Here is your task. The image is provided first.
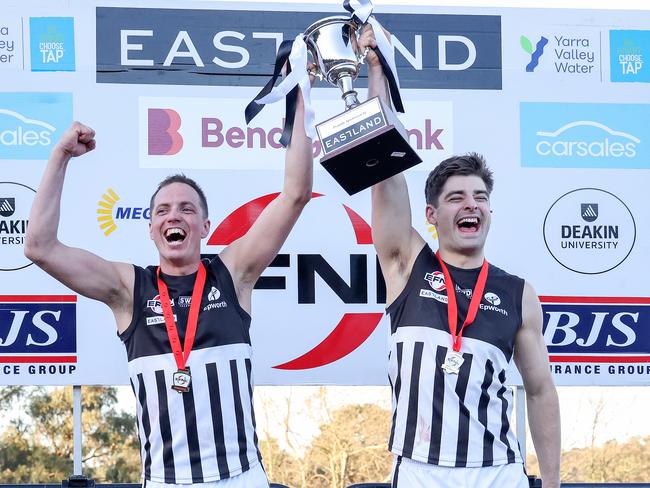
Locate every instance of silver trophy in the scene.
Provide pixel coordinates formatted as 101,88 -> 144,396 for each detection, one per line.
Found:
304,16 -> 421,195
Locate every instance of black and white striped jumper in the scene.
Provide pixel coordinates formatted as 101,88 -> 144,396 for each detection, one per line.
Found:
387,244 -> 525,468
120,256 -> 262,483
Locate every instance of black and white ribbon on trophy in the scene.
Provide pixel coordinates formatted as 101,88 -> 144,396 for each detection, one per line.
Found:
244,0 -> 402,146
244,34 -> 316,147
343,0 -> 404,113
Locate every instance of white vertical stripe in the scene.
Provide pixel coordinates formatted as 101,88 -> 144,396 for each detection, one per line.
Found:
167,375 -> 192,481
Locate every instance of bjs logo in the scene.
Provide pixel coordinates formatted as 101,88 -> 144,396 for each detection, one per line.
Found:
541,296 -> 649,355
0,296 -> 77,358
96,8 -> 502,90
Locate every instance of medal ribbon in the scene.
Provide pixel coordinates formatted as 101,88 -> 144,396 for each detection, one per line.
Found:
156,262 -> 207,370
436,251 -> 489,352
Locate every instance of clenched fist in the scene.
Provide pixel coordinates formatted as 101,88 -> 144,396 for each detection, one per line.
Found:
55,121 -> 96,158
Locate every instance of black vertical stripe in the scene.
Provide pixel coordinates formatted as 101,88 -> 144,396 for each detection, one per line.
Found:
497,370 -> 516,463
134,375 -> 152,479
206,363 -> 230,478
391,455 -> 402,488
454,352 -> 473,467
479,360 -> 495,467
427,345 -> 447,463
230,359 -> 250,472
155,370 -> 176,482
401,341 -> 424,459
388,342 -> 404,450
181,379 -> 204,482
245,358 -> 262,463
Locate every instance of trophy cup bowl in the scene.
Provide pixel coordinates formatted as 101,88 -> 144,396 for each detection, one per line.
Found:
303,16 -> 422,195
304,16 -> 364,109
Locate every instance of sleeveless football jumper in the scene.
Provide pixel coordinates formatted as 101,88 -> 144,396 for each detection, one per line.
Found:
120,257 -> 262,483
387,245 -> 525,468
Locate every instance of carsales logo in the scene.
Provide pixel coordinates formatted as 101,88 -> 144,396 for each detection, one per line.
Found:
138,96 -> 452,170
205,192 -> 387,376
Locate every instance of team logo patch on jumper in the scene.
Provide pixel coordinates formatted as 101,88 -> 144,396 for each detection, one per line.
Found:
484,292 -> 501,306
203,287 -> 227,311
424,271 -> 446,291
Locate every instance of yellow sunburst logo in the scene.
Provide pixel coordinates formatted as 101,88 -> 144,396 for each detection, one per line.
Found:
97,189 -> 119,236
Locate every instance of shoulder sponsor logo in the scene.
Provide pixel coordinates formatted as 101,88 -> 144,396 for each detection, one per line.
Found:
29,17 -> 75,72
97,8 -> 501,89
0,182 -> 34,272
610,30 -> 649,83
543,188 -> 636,274
542,296 -> 650,379
0,295 -> 77,375
203,287 -> 227,311
520,102 -> 649,169
0,21 -> 22,70
97,188 -> 150,237
0,92 -> 72,160
484,292 -> 501,306
145,294 -> 176,325
139,97 -> 452,170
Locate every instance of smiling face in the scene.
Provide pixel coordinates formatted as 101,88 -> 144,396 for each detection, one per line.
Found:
426,174 -> 491,263
149,182 -> 210,274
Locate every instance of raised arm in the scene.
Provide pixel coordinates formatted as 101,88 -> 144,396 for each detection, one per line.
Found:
514,281 -> 561,488
221,85 -> 313,307
361,24 -> 425,304
24,123 -> 134,331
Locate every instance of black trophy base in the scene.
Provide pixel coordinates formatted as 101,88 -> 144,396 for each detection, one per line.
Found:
320,124 -> 422,195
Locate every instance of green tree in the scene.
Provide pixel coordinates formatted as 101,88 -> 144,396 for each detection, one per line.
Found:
303,404 -> 392,488
0,386 -> 140,482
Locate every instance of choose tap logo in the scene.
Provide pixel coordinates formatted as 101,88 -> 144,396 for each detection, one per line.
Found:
610,30 -> 649,83
0,92 -> 72,160
29,17 -> 75,72
543,188 -> 636,274
520,102 -> 650,169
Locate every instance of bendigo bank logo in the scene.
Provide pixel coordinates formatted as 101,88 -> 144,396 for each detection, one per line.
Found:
0,295 -> 77,372
148,108 -> 183,155
140,97 -> 450,170
205,192 -> 385,370
542,296 -> 650,374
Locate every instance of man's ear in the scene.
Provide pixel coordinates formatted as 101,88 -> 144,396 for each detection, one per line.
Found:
149,221 -> 154,240
201,219 -> 211,239
426,204 -> 437,226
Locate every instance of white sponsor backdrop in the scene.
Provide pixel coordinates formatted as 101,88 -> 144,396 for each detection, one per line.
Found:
1,1 -> 649,386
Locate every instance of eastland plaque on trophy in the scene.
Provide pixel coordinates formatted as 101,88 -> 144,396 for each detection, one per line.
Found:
304,15 -> 421,195
245,2 -> 421,195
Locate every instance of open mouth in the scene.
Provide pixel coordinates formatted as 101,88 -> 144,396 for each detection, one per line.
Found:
164,227 -> 187,244
456,216 -> 480,233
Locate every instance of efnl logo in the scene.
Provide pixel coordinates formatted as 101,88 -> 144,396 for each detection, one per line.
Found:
610,30 -> 649,83
29,17 -> 75,72
521,102 -> 650,169
97,188 -> 150,236
520,35 -> 548,72
0,93 -> 72,160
